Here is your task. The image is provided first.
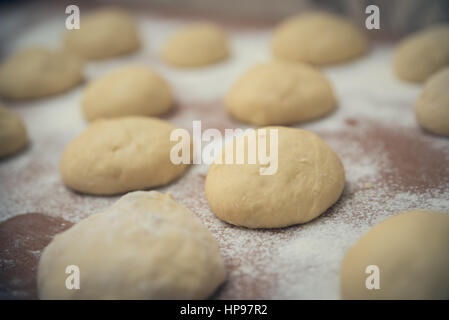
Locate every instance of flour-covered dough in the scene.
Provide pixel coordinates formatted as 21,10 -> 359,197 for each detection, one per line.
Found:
394,24 -> 449,83
0,105 -> 28,158
161,23 -> 229,67
205,127 -> 345,228
64,7 -> 140,60
341,210 -> 449,300
415,67 -> 449,136
38,191 -> 226,299
60,117 -> 189,195
272,12 -> 368,65
0,48 -> 83,99
225,62 -> 336,125
82,66 -> 173,121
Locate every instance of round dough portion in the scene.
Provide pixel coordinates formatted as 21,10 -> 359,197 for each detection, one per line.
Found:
82,66 -> 173,121
341,210 -> 449,300
60,117 -> 189,195
64,8 -> 140,60
0,105 -> 28,158
394,24 -> 449,83
205,127 -> 345,228
415,67 -> 449,136
0,48 -> 83,100
225,62 -> 336,125
161,23 -> 229,67
38,191 -> 226,299
272,12 -> 368,65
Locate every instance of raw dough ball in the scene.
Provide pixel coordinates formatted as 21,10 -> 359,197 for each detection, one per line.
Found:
64,8 -> 140,60
394,24 -> 449,83
82,66 -> 173,121
205,126 -> 345,228
341,210 -> 449,300
38,191 -> 226,299
0,105 -> 28,158
415,67 -> 449,136
161,23 -> 229,67
60,117 -> 189,195
0,48 -> 83,100
225,62 -> 336,125
272,12 -> 368,65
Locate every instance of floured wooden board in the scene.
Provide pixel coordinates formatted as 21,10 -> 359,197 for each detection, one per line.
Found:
0,213 -> 72,299
0,7 -> 448,299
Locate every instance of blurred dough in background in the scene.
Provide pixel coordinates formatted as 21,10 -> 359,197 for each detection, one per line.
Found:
272,12 -> 368,65
0,105 -> 28,158
82,66 -> 173,121
161,23 -> 230,67
225,62 -> 335,125
60,117 -> 190,195
415,67 -> 449,136
341,210 -> 449,300
38,191 -> 226,299
63,7 -> 140,60
205,127 -> 345,228
0,47 -> 83,100
394,24 -> 449,83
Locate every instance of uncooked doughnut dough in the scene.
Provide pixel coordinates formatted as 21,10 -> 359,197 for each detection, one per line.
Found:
38,191 -> 226,299
394,24 -> 449,83
60,117 -> 189,195
225,62 -> 336,125
415,67 -> 449,136
272,12 -> 368,65
161,23 -> 229,67
0,105 -> 28,158
205,126 -> 345,228
340,210 -> 449,300
64,7 -> 140,60
82,66 -> 173,121
0,48 -> 83,99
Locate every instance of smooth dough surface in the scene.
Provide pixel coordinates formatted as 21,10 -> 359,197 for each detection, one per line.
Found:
0,48 -> 83,99
82,66 -> 173,121
394,24 -> 449,83
64,7 -> 140,60
415,67 -> 449,136
272,12 -> 367,65
60,117 -> 189,195
38,191 -> 226,299
340,210 -> 449,300
225,62 -> 336,125
0,105 -> 28,158
161,23 -> 229,67
205,126 -> 345,228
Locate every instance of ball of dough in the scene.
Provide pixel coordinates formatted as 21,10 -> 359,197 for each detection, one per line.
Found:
0,47 -> 83,100
161,23 -> 229,67
60,117 -> 189,195
38,191 -> 226,299
225,62 -> 336,125
82,66 -> 173,121
64,8 -> 140,60
415,67 -> 449,136
205,126 -> 345,228
341,210 -> 449,300
0,105 -> 28,158
394,24 -> 449,83
272,12 -> 368,65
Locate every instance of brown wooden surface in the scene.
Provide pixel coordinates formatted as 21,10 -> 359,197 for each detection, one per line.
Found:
0,213 -> 72,299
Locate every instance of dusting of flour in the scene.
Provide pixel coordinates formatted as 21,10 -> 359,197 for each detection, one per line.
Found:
0,10 -> 448,299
